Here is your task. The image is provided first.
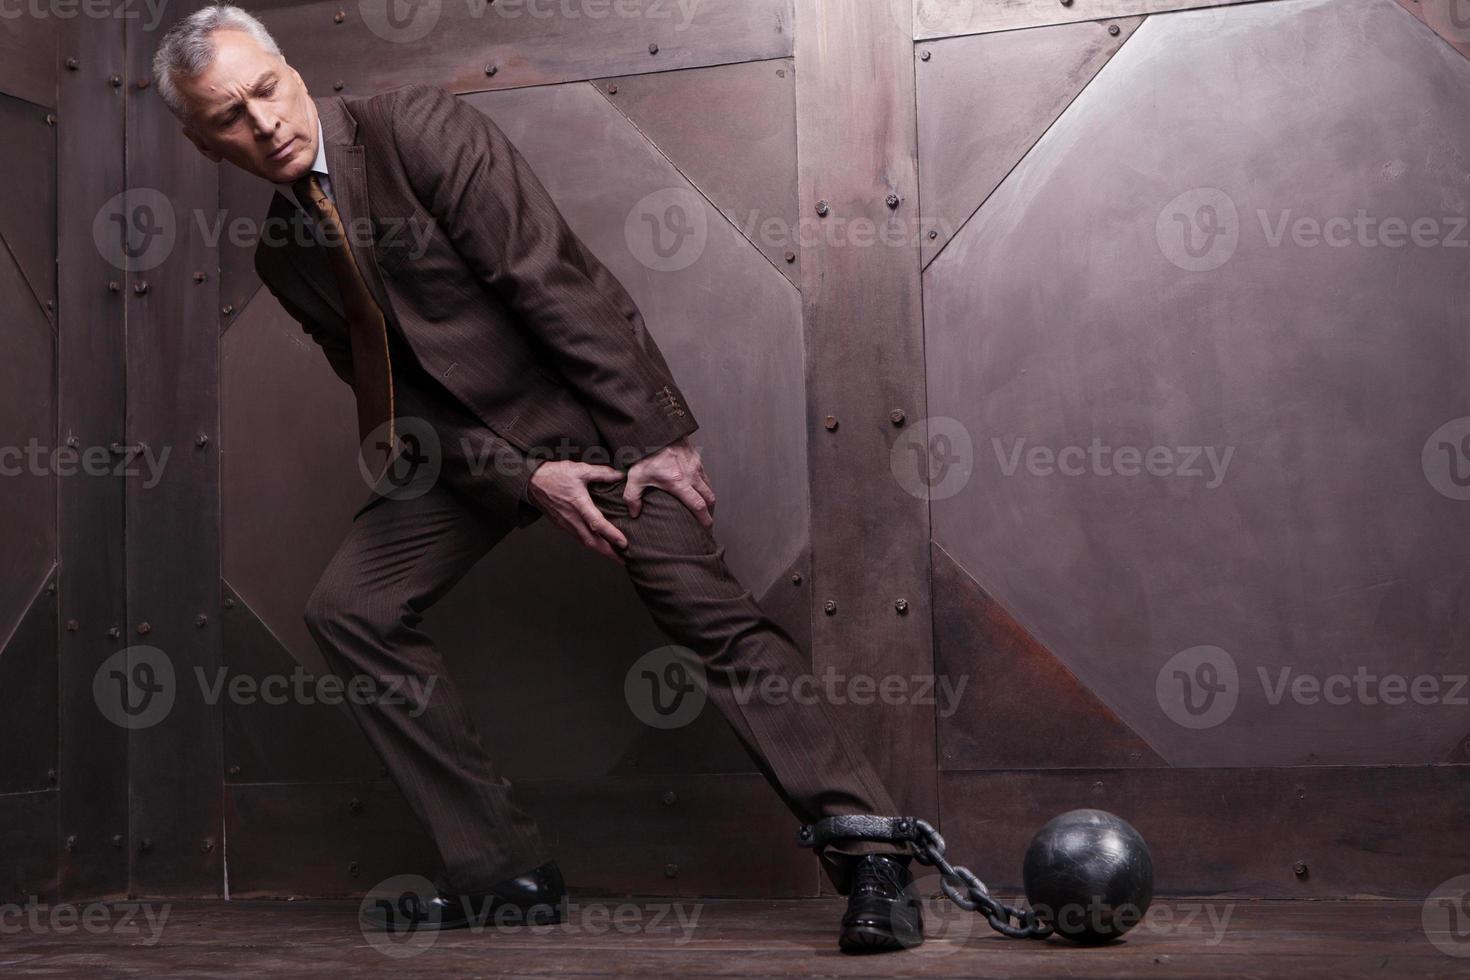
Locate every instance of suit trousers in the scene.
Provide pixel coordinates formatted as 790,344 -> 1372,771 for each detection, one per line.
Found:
302,343 -> 910,896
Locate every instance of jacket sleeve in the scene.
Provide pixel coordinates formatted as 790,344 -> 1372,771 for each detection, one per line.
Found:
386,83 -> 699,463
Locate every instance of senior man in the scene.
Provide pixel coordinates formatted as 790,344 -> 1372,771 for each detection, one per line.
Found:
151,3 -> 920,952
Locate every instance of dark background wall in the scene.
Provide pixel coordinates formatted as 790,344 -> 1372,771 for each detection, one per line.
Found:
3,0 -> 1470,902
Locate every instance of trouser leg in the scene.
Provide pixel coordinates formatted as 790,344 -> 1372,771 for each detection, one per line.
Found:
586,476 -> 912,894
302,481 -> 553,893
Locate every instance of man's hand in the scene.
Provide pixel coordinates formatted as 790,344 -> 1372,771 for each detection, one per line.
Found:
528,461 -> 630,565
624,437 -> 716,528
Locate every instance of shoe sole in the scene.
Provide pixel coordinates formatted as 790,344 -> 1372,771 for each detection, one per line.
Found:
839,923 -> 922,953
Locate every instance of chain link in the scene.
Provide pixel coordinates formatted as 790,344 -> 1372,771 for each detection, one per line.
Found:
797,814 -> 1053,941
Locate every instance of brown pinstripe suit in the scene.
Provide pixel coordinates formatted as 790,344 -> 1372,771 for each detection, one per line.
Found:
254,84 -> 907,895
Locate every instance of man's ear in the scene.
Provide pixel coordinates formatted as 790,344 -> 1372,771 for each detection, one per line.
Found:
182,125 -> 224,163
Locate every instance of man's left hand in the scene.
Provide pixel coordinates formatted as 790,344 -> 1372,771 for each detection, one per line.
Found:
624,437 -> 716,527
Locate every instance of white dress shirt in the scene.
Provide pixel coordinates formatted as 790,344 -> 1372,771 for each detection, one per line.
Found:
279,117 -> 333,213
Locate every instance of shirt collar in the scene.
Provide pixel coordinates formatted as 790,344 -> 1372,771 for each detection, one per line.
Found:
279,117 -> 329,212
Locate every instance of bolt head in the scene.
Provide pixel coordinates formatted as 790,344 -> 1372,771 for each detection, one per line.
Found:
663,863 -> 678,878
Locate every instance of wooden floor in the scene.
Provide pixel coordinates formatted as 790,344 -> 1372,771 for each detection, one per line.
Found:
0,896 -> 1459,978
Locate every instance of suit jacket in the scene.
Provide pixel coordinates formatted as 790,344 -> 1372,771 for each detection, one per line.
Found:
253,84 -> 699,526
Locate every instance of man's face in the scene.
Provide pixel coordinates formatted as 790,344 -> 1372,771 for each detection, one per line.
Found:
175,29 -> 317,184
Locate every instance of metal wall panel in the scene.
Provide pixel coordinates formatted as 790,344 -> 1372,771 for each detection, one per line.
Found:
924,0 -> 1470,768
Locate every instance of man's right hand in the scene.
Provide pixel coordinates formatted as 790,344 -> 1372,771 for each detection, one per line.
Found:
527,461 -> 630,565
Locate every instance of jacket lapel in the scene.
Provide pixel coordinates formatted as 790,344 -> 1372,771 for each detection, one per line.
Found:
318,96 -> 400,324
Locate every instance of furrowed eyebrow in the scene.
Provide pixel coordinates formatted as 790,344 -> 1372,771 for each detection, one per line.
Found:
208,71 -> 279,125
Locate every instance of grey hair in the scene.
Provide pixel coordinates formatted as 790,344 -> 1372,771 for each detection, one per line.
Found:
151,4 -> 282,121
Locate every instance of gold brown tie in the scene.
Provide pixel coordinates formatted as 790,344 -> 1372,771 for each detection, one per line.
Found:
293,172 -> 397,481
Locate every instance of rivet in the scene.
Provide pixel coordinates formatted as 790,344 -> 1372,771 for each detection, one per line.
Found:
195,614 -> 208,628
823,415 -> 838,431
45,113 -> 56,126
111,834 -> 124,848
136,622 -> 152,635
224,597 -> 236,609
349,797 -> 364,813
133,281 -> 149,296
201,837 -> 215,853
895,598 -> 909,614
790,572 -> 802,586
227,765 -> 241,776
46,299 -> 55,311
776,68 -> 786,78
1060,0 -> 1074,6
784,249 -> 796,263
65,57 -> 79,70
333,9 -> 345,23
65,620 -> 79,632
648,42 -> 659,55
46,581 -> 57,595
1293,861 -> 1308,877
920,50 -> 931,62
348,861 -> 360,876
109,75 -> 121,88
661,790 -> 677,806
607,83 -> 618,94
928,229 -> 939,240
663,863 -> 678,878
66,835 -> 78,851
815,200 -> 830,217
332,81 -> 344,92
107,626 -> 120,640
196,433 -> 210,448
46,769 -> 57,783
66,436 -> 78,448
138,838 -> 153,854
1109,23 -> 1121,36
824,599 -> 837,616
192,271 -> 207,283
485,64 -> 498,77
886,193 -> 900,209
108,280 -> 120,293
222,304 -> 234,316
890,409 -> 906,426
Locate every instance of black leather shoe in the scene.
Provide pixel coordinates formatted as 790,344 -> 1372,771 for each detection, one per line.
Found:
838,854 -> 923,952
363,860 -> 567,932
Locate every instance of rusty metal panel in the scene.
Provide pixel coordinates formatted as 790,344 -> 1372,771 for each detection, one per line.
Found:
793,0 -> 937,870
0,792 -> 59,903
942,766 -> 1470,898
915,0 -> 1279,39
0,92 -> 57,317
56,14 -> 128,899
916,18 -> 1139,264
1396,0 -> 1470,59
0,571 -> 58,794
597,59 -> 802,288
253,0 -> 793,98
124,5 -> 223,896
0,15 -> 57,108
218,163 -> 277,329
924,0 -> 1470,768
